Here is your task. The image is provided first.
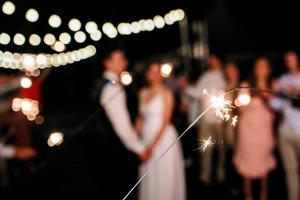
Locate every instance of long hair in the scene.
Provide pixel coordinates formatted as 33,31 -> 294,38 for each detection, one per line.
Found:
249,56 -> 273,97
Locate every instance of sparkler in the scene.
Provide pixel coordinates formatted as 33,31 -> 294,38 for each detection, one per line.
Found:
198,136 -> 215,152
123,86 -> 293,199
123,90 -> 235,200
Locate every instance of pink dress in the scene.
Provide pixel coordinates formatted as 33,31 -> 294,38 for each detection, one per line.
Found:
233,96 -> 276,178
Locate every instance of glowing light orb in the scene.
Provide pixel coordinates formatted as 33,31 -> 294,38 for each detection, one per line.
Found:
48,132 -> 64,147
120,71 -> 133,85
102,22 -> 118,38
22,54 -> 35,69
29,34 -> 41,46
53,41 -> 65,52
59,32 -> 71,44
13,33 -> 26,46
74,31 -> 86,43
20,77 -> 32,88
48,14 -> 61,28
68,18 -> 81,31
2,1 -> 15,15
153,15 -> 165,29
0,33 -> 10,45
237,94 -> 251,106
90,30 -> 102,41
160,63 -> 173,78
85,21 -> 98,34
26,8 -> 39,22
44,33 -> 56,46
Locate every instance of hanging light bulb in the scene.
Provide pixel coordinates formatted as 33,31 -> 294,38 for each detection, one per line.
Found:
68,18 -> 81,32
85,21 -> 98,34
29,34 -> 41,46
2,1 -> 15,15
25,8 -> 39,22
90,30 -> 102,41
13,33 -> 26,46
48,14 -> 61,28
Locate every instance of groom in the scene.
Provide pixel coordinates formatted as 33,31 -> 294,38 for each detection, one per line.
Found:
98,48 -> 150,199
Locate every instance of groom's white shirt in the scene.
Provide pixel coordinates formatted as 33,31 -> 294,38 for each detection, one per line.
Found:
100,71 -> 145,154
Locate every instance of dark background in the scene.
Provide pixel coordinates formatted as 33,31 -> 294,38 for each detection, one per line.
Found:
0,0 -> 297,199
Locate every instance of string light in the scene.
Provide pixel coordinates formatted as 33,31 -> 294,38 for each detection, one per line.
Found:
20,77 -> 32,88
25,8 -> 39,22
0,45 -> 96,69
160,63 -> 173,78
102,22 -> 118,38
153,15 -> 165,29
0,33 -> 10,45
48,14 -> 61,28
59,32 -> 71,44
47,132 -> 64,147
43,33 -> 56,46
2,1 -> 15,15
120,71 -> 133,85
12,98 -> 39,120
36,54 -> 48,68
130,22 -> 141,34
85,21 -> 98,34
13,33 -> 26,46
52,41 -> 66,52
68,18 -> 81,32
144,19 -> 155,31
237,93 -> 251,106
117,23 -> 131,35
29,34 -> 41,46
74,31 -> 86,43
90,30 -> 102,41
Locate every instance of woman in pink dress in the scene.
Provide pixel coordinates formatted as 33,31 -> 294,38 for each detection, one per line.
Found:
233,57 -> 276,200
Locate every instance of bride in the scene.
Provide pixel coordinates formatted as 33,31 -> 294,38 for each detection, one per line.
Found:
136,62 -> 186,200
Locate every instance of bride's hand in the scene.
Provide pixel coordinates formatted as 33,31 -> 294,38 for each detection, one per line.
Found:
140,148 -> 152,162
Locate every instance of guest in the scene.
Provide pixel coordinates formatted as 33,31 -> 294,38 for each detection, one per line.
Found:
137,63 -> 185,200
270,51 -> 300,200
234,57 -> 276,200
224,62 -> 240,149
98,48 -> 150,199
185,54 -> 226,184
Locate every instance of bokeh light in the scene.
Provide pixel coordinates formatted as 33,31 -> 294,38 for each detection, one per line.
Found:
2,1 -> 15,15
74,31 -> 86,43
59,32 -> 71,44
90,30 -> 102,41
20,77 -> 32,88
44,33 -> 56,45
48,14 -> 61,28
13,33 -> 26,46
47,132 -> 64,147
0,33 -> 10,45
120,71 -> 133,85
160,63 -> 173,78
68,18 -> 81,32
85,21 -> 98,34
29,34 -> 41,46
26,8 -> 39,22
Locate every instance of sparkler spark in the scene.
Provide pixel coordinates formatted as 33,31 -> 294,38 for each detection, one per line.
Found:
210,94 -> 234,121
202,88 -> 209,96
198,136 -> 214,152
231,115 -> 238,127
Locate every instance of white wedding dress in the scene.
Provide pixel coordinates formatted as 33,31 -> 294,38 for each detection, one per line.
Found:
138,93 -> 186,200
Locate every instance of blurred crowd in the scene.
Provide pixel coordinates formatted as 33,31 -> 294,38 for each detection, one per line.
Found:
0,49 -> 300,200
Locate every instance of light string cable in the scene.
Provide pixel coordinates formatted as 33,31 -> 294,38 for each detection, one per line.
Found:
122,86 -> 300,200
